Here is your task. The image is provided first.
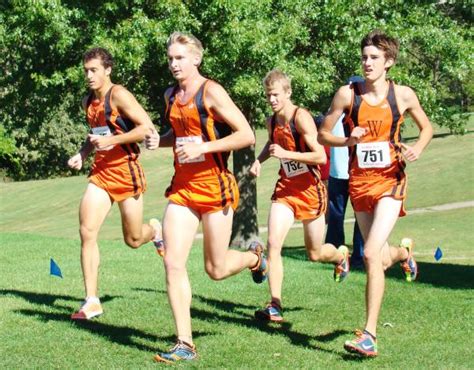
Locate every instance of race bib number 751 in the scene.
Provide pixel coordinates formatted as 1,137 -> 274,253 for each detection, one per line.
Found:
356,141 -> 391,168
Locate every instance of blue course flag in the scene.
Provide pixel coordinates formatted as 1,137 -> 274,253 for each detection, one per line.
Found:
434,247 -> 443,261
50,258 -> 63,278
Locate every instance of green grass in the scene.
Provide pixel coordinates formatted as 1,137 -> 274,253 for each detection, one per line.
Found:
0,126 -> 473,368
1,211 -> 473,368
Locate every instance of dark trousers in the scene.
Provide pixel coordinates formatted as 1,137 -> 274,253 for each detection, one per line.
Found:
325,176 -> 364,262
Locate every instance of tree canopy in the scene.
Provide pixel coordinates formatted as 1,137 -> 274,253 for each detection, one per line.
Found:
1,0 -> 472,180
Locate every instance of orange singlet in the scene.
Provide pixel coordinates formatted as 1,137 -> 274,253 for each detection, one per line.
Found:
86,85 -> 146,202
270,108 -> 327,220
344,81 -> 407,216
164,80 -> 239,215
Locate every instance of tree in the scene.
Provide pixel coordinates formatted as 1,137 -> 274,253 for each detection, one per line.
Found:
0,0 -> 472,242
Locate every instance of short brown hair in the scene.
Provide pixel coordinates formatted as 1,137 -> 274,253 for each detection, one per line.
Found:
83,47 -> 114,69
361,30 -> 399,62
262,69 -> 292,92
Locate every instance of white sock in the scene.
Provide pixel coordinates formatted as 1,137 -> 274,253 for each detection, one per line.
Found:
85,296 -> 100,304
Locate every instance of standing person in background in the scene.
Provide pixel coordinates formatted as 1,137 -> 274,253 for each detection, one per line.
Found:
324,76 -> 365,269
145,32 -> 267,363
319,30 -> 433,357
249,69 -> 350,323
67,47 -> 161,321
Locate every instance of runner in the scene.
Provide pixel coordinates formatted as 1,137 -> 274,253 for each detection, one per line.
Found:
145,32 -> 267,363
250,69 -> 350,323
67,47 -> 162,320
319,30 -> 433,357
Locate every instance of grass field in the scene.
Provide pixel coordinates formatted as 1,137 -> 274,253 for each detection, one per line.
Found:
1,123 -> 473,368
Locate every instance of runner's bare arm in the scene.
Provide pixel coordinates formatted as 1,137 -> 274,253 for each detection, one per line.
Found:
202,81 -> 255,152
398,86 -> 433,162
318,86 -> 365,147
250,118 -> 272,177
271,108 -> 326,165
89,87 -> 154,150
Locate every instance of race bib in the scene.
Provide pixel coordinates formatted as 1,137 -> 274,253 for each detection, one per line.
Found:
281,159 -> 309,178
91,126 -> 113,151
176,136 -> 205,164
356,141 -> 391,168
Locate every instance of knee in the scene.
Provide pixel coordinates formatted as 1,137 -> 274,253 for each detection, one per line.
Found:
307,250 -> 321,262
124,235 -> 142,249
267,239 -> 282,257
79,224 -> 97,245
363,248 -> 381,266
205,263 -> 226,281
164,257 -> 185,278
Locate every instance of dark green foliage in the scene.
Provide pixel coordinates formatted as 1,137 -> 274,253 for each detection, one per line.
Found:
0,0 -> 472,180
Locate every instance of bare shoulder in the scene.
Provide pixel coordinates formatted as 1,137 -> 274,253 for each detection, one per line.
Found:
204,80 -> 234,110
111,85 -> 135,104
295,107 -> 316,134
394,83 -> 420,110
332,84 -> 352,109
205,80 -> 229,99
295,107 -> 313,122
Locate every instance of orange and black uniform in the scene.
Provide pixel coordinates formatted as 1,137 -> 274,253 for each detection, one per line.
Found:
270,108 -> 327,220
164,80 -> 239,214
86,85 -> 146,202
344,81 -> 407,216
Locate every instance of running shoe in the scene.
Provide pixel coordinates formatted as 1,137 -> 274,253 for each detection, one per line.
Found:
399,238 -> 417,282
255,301 -> 283,322
344,329 -> 378,357
249,241 -> 268,284
153,340 -> 197,363
334,245 -> 350,282
71,299 -> 103,320
149,218 -> 165,257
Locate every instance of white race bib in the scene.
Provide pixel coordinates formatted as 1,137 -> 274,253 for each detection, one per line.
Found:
176,136 -> 205,164
91,126 -> 113,151
281,159 -> 309,178
356,141 -> 391,168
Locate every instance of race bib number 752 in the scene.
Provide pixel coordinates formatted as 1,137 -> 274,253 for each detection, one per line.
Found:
280,158 -> 309,178
356,141 -> 391,168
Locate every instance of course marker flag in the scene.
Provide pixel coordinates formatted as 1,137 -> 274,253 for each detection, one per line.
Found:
434,247 -> 443,261
50,258 -> 63,278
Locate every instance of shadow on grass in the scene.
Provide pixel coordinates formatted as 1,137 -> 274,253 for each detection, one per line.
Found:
282,247 -> 474,290
281,246 -> 309,261
341,353 -> 376,362
134,287 -> 348,353
385,261 -> 474,290
190,304 -> 348,355
3,289 -> 213,352
15,309 -> 162,352
0,289 -> 119,306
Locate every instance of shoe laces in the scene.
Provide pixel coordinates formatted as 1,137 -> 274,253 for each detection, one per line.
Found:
267,301 -> 282,311
171,340 -> 195,353
352,329 -> 374,343
400,260 -> 411,272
